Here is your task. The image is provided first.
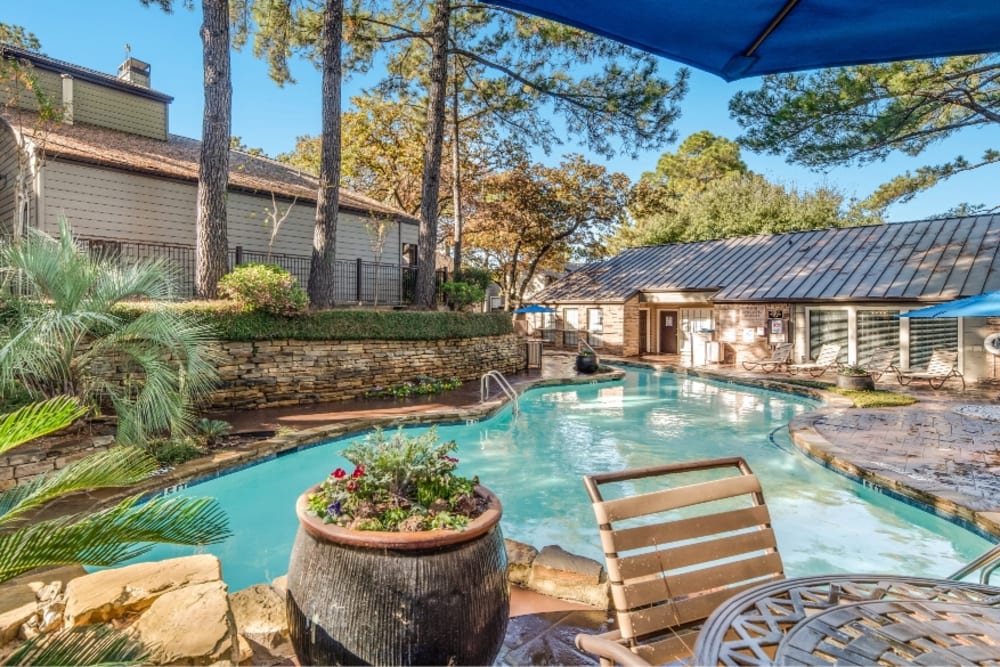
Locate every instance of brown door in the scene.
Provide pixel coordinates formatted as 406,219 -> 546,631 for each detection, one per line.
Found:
659,311 -> 678,354
638,310 -> 648,354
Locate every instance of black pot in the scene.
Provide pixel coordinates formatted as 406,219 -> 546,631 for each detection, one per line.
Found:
576,354 -> 598,374
286,486 -> 509,666
837,373 -> 874,391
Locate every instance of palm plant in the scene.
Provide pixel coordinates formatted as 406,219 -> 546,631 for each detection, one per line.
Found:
0,219 -> 220,444
0,396 -> 231,665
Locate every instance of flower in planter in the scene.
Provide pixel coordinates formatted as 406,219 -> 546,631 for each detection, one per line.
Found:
838,364 -> 870,376
578,349 -> 595,356
306,427 -> 483,532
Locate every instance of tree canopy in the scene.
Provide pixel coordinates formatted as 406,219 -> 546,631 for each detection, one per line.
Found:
464,154 -> 627,308
619,132 -> 873,248
729,55 -> 1000,217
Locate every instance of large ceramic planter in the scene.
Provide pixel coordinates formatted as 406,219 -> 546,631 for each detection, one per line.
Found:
836,373 -> 875,391
576,354 -> 598,373
286,485 -> 509,666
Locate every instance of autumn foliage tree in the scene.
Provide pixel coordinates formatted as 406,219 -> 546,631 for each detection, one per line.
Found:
465,155 -> 628,308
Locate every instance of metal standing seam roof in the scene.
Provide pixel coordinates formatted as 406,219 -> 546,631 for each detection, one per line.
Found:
535,216 -> 1000,304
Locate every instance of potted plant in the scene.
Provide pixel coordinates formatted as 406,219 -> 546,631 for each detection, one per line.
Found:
576,348 -> 599,373
836,363 -> 875,391
285,427 -> 509,666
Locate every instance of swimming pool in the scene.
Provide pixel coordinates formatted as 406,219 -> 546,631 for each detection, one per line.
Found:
137,368 -> 993,591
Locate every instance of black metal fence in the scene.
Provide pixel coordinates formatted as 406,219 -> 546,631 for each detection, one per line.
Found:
77,237 -> 439,306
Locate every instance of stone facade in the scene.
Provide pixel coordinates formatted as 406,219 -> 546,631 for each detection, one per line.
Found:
209,334 -> 525,409
0,435 -> 113,492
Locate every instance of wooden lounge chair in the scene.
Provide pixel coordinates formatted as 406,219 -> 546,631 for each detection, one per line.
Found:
574,457 -> 785,666
787,343 -> 842,377
896,349 -> 965,390
858,346 -> 898,382
741,342 -> 792,373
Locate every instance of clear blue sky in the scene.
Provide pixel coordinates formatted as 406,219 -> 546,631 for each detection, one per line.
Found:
9,1 -> 999,222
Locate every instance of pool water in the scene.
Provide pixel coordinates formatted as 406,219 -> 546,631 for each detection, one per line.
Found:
135,368 -> 993,591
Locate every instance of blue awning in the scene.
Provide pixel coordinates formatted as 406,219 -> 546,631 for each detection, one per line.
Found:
899,291 -> 1000,318
514,304 -> 557,314
481,1 -> 1000,81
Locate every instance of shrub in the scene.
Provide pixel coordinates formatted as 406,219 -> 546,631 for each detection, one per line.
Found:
143,436 -> 205,466
218,263 -> 308,316
441,281 -> 486,311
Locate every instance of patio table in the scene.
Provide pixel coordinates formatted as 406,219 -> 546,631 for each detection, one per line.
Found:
693,574 -> 1000,666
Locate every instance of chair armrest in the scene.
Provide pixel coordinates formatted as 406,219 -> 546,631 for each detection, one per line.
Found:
575,632 -> 653,667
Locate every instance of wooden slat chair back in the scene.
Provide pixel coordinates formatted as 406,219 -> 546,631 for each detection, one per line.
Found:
575,457 -> 785,666
897,349 -> 965,390
788,343 -> 842,377
741,342 -> 793,373
861,346 -> 898,381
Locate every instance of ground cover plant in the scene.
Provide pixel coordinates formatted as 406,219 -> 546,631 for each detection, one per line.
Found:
361,376 -> 461,400
778,377 -> 918,408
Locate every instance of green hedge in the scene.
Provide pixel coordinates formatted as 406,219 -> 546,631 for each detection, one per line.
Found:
112,304 -> 514,341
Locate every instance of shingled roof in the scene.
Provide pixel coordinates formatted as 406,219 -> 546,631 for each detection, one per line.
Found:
537,216 -> 1000,304
3,112 -> 417,224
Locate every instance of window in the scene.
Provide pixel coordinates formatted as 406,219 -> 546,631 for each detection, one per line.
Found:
808,309 -> 848,359
401,243 -> 417,267
857,310 -> 899,362
587,308 -> 603,347
909,318 -> 958,369
563,308 -> 579,346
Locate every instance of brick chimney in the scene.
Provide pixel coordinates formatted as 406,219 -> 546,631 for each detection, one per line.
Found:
117,57 -> 151,88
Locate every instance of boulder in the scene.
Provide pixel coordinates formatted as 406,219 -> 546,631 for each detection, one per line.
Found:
504,538 -> 539,586
130,581 -> 239,666
64,555 -> 222,626
229,584 -> 288,649
0,602 -> 36,644
527,545 -> 609,609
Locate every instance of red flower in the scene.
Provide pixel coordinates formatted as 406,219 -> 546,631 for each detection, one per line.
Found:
347,481 -> 358,492
332,468 -> 347,479
352,465 -> 366,478
442,455 -> 459,464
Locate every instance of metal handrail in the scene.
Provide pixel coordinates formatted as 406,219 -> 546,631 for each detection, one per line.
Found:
579,337 -> 598,358
948,542 -> 1000,585
480,370 -> 519,414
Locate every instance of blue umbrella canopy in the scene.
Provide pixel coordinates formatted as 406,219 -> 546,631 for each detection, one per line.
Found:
514,304 -> 557,314
482,1 -> 1000,81
899,291 -> 1000,318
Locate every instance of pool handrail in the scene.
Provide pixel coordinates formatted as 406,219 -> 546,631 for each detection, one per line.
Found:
948,542 -> 1000,584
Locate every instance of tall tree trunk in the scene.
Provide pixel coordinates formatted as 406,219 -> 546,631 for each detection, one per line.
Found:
414,0 -> 450,309
450,69 -> 462,276
195,0 -> 232,299
307,0 -> 343,309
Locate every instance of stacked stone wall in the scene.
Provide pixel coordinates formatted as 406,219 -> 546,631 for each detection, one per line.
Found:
0,335 -> 523,489
208,334 -> 524,409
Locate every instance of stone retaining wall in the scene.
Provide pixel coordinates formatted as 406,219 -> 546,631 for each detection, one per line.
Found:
208,334 -> 525,409
0,335 -> 523,489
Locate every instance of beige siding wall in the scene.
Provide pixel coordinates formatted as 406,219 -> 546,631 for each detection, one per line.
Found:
9,69 -> 62,112
40,159 -> 407,264
0,124 -> 20,237
9,70 -> 167,140
71,79 -> 167,139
